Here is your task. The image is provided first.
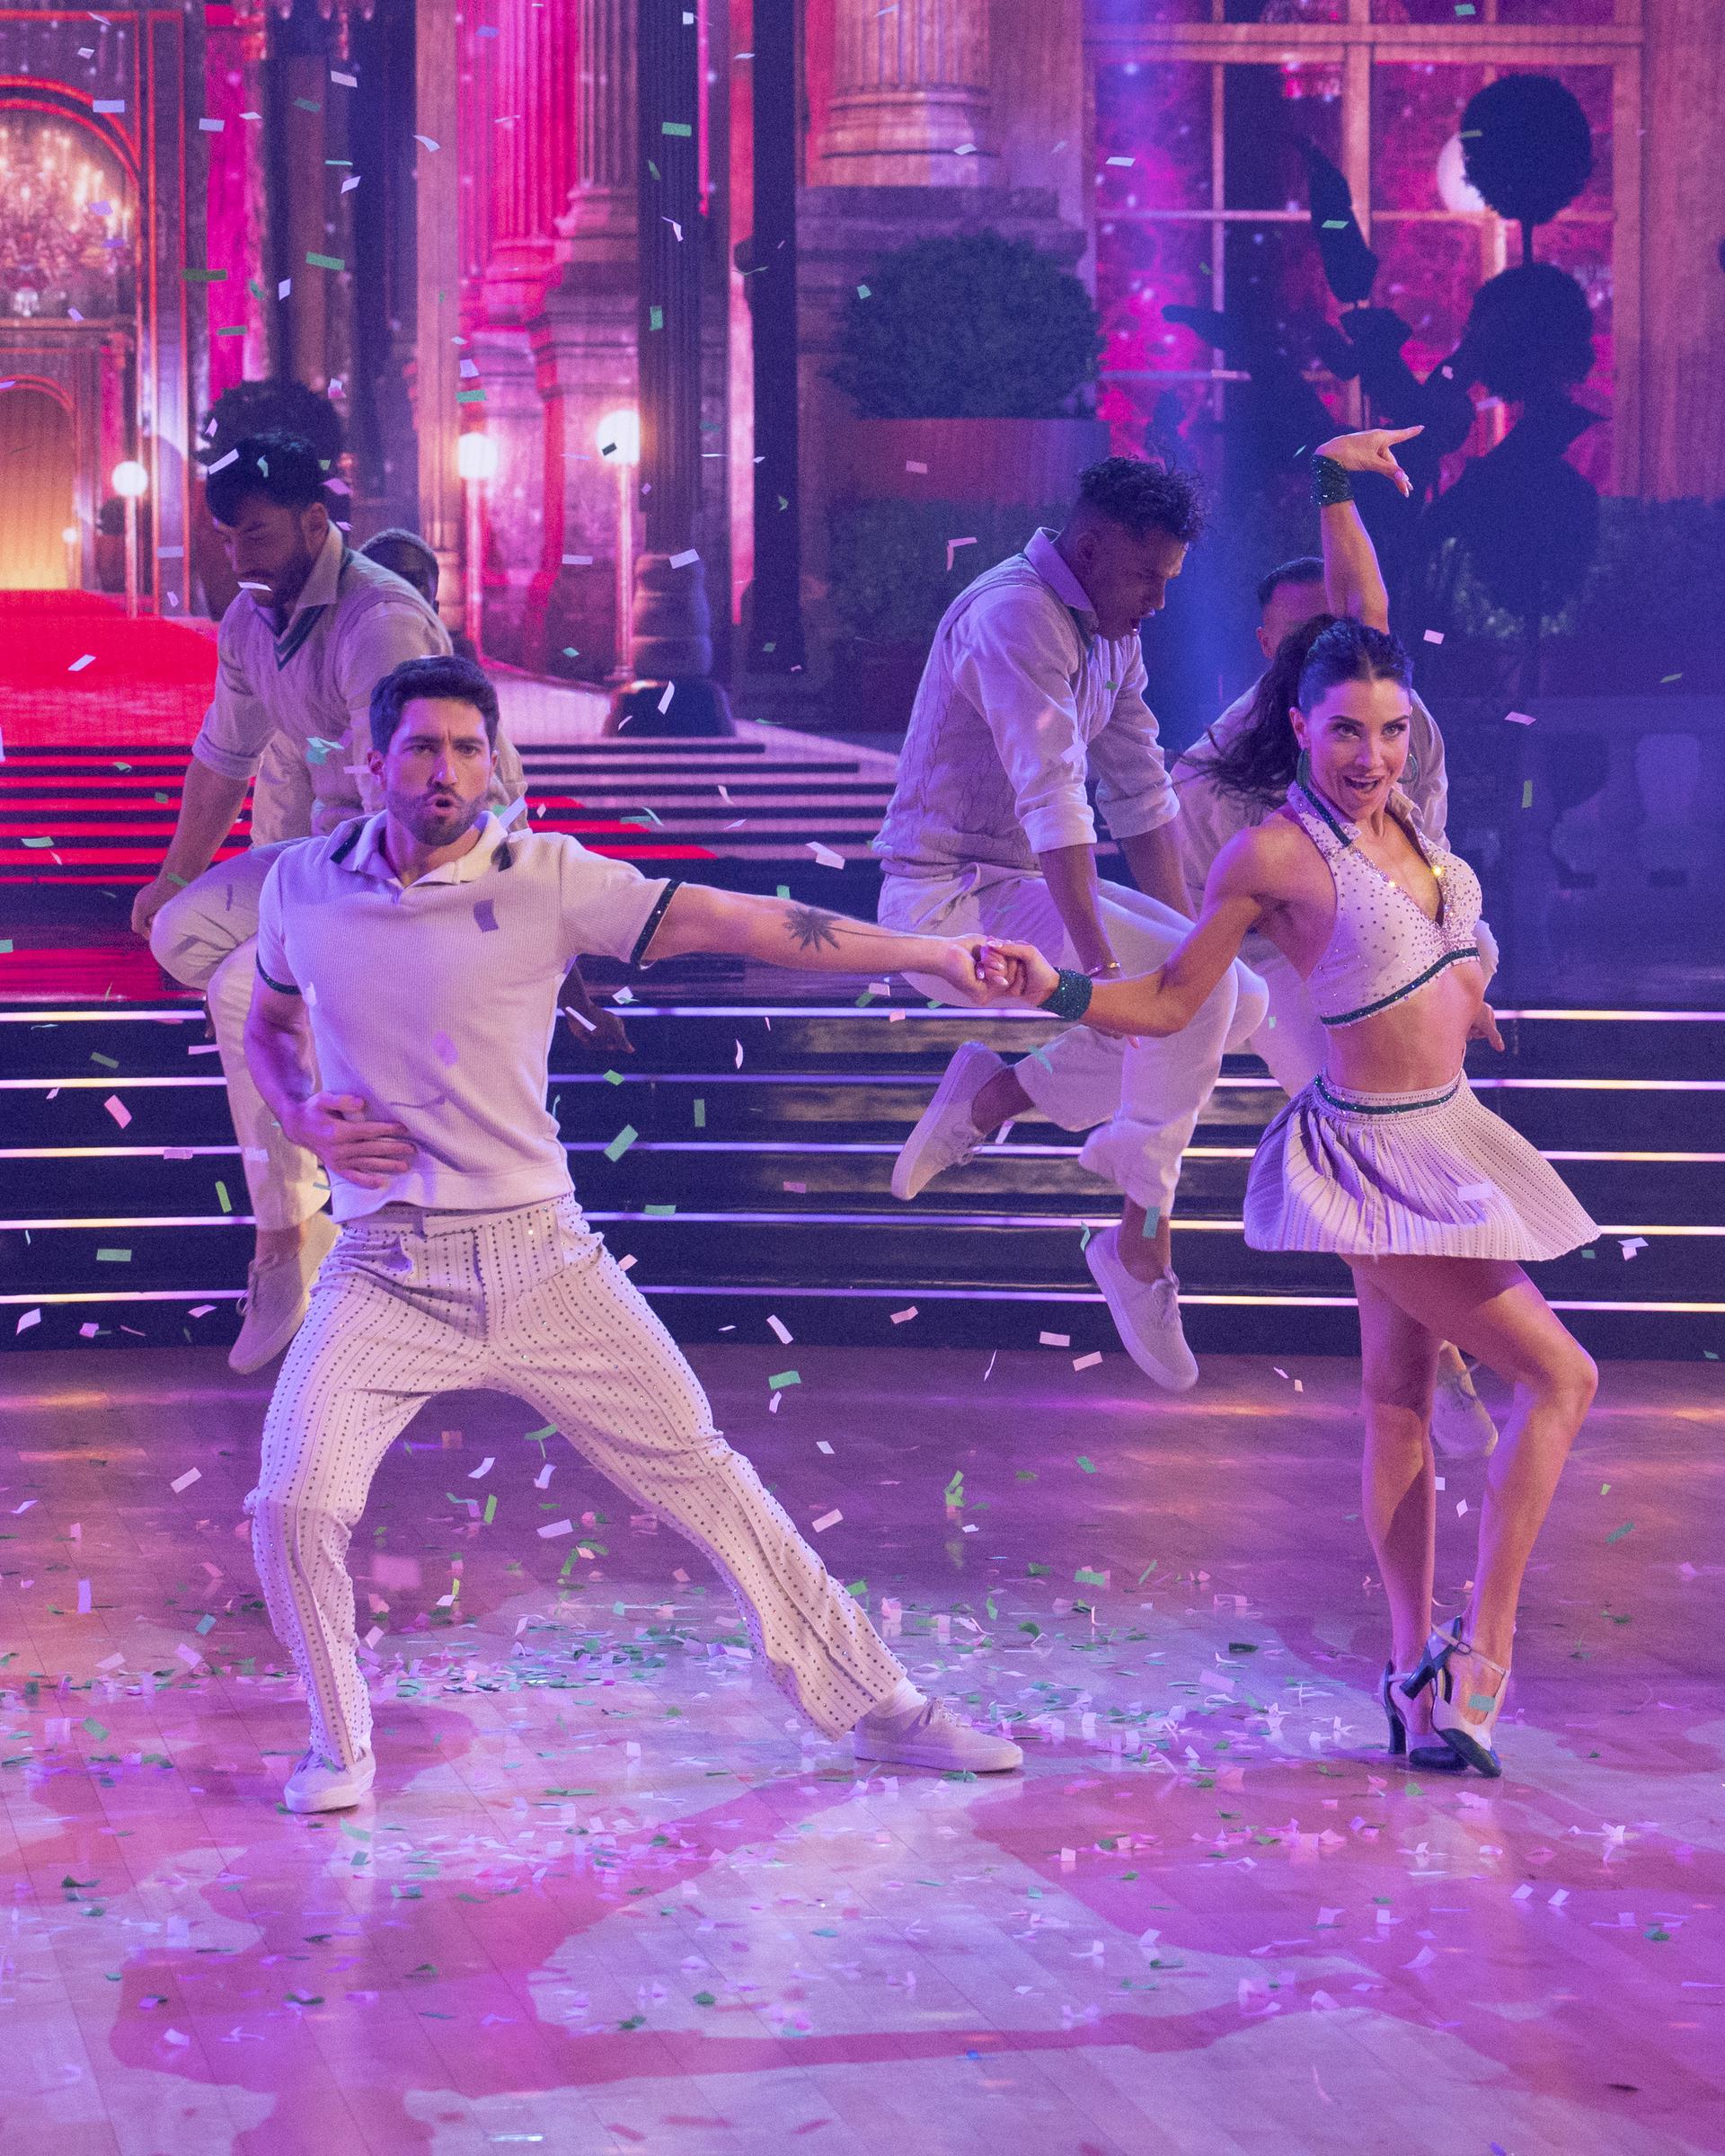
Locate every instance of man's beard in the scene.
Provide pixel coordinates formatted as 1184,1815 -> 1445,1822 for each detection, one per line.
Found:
388,787 -> 485,848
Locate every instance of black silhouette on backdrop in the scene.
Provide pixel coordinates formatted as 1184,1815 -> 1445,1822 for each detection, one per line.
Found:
1163,74 -> 1602,693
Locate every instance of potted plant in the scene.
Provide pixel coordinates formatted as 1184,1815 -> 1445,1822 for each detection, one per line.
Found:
827,229 -> 1107,504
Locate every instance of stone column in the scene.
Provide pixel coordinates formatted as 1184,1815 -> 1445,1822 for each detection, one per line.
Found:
527,0 -> 639,678
414,0 -> 462,618
618,0 -> 729,730
817,0 -> 997,189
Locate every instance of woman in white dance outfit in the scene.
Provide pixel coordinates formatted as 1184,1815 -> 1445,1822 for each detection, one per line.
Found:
999,528 -> 1598,1776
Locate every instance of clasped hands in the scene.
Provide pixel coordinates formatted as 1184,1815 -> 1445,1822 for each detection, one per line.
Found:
931,935 -> 1064,1008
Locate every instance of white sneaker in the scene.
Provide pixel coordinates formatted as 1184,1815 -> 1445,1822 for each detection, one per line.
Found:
1431,1362 -> 1499,1460
853,1693 -> 1022,1774
230,1210 -> 341,1374
890,1042 -> 1006,1201
283,1745 -> 376,1814
1084,1224 -> 1199,1392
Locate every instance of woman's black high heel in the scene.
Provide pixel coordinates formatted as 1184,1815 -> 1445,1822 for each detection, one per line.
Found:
1401,1627 -> 1509,1778
1380,1661 -> 1464,1772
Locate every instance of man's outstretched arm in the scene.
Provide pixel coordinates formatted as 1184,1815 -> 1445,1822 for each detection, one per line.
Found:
641,883 -> 1007,1003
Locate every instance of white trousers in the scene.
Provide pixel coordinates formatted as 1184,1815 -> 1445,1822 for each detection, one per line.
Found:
880,865 -> 1268,1217
245,1196 -> 908,1766
149,839 -> 325,1231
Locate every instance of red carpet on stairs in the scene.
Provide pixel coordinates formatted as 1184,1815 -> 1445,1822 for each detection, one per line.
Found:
0,591 -> 218,747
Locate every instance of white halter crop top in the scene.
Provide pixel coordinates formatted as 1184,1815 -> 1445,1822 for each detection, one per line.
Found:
1287,780 -> 1484,1029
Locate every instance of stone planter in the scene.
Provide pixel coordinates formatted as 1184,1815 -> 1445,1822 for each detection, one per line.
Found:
827,415 -> 1110,508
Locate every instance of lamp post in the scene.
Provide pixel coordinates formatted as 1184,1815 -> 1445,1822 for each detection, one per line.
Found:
111,459 -> 149,619
456,430 -> 498,656
595,406 -> 640,681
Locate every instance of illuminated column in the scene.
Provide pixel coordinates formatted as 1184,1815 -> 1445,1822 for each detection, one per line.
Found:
817,0 -> 996,188
414,0 -> 462,616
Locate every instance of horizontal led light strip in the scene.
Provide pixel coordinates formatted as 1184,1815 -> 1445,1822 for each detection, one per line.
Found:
6,1140 -> 1724,1167
4,1210 -> 1717,1238
4,1285 -> 1720,1316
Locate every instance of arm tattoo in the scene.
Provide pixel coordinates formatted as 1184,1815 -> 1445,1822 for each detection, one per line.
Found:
782,903 -> 845,954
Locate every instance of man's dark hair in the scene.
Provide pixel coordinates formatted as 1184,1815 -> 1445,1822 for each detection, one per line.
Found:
1257,555 -> 1326,611
205,433 -> 329,526
369,654 -> 500,755
361,527 -> 439,603
1073,456 -> 1206,544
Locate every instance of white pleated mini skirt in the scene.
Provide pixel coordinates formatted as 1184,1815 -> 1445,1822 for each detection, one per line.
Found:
1244,1071 -> 1599,1262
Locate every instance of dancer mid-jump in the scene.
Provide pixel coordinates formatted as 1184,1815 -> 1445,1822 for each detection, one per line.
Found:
1000,516 -> 1597,1775
242,653 -> 1024,1811
873,458 -> 1268,1389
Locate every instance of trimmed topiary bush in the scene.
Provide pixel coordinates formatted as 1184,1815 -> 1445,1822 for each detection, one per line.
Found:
830,231 -> 1101,420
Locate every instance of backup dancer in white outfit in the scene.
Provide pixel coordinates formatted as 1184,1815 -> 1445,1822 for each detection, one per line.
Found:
241,654 -> 1023,1811
997,585 -> 1598,1779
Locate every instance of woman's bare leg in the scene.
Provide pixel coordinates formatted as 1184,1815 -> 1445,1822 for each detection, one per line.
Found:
1352,1268 -> 1442,1694
1352,1256 -> 1597,1683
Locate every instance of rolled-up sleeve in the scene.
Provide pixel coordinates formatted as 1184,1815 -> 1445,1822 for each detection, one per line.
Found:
191,607 -> 273,782
951,592 -> 1096,854
1170,755 -> 1245,915
1090,638 -> 1179,841
1407,694 -> 1450,847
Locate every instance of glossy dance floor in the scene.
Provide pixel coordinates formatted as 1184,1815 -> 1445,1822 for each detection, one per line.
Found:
2,1343 -> 1720,2156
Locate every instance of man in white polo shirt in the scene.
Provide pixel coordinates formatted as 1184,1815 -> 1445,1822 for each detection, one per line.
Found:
130,433 -> 532,1374
242,652 -> 1026,1812
874,458 -> 1268,1390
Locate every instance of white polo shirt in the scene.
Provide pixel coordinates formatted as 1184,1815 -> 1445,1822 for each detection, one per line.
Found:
256,814 -> 672,1221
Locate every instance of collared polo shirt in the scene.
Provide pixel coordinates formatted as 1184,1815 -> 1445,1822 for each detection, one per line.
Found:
192,526 -> 524,838
256,813 -> 674,1220
872,525 -> 1178,880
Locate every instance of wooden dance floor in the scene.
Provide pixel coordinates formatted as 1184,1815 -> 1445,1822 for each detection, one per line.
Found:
1,1343 -> 1718,2156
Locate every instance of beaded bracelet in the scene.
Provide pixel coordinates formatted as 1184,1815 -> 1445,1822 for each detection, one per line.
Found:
1311,454 -> 1355,508
1039,968 -> 1094,1022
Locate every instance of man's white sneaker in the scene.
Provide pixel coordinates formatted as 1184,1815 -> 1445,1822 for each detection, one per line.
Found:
890,1041 -> 1006,1201
1084,1224 -> 1199,1392
283,1745 -> 376,1814
230,1210 -> 341,1374
1431,1362 -> 1499,1459
853,1693 -> 1022,1774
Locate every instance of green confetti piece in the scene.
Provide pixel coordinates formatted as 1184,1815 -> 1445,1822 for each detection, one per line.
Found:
456,390 -> 487,403
1321,219 -> 1349,230
90,1051 -> 119,1068
856,283 -> 871,298
1606,1521 -> 1634,1544
1076,1455 -> 1097,1473
195,1614 -> 215,1635
604,1069 -> 624,1085
767,1371 -> 801,1391
943,1470 -> 965,1504
643,1203 -> 677,1215
82,1718 -> 108,1738
293,96 -> 322,111
21,837 -> 54,849
305,251 -> 344,270
845,1580 -> 867,1600
215,1180 -> 232,1214
524,1425 -> 556,1443
1026,1561 -> 1050,1577
182,267 -> 228,283
660,119 -> 693,137
1137,1560 -> 1157,1584
693,1098 -> 705,1127
1075,1568 -> 1108,1587
693,1991 -> 716,2006
1466,1692 -> 1496,1713
0,941 -> 11,954
649,305 -> 664,331
482,1494 -> 497,1524
1521,781 -> 1535,808
603,1125 -> 638,1162
95,1248 -> 131,1263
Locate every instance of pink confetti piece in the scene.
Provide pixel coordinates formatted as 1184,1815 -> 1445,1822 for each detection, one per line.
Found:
76,1579 -> 92,1613
170,1468 -> 201,1493
15,1310 -> 40,1334
102,1094 -> 131,1128
537,1518 -> 574,1539
1073,1351 -> 1102,1371
945,535 -> 978,572
812,1509 -> 843,1533
890,1306 -> 918,1324
766,1315 -> 793,1344
68,654 -> 96,674
1039,1330 -> 1070,1348
1422,629 -> 1445,645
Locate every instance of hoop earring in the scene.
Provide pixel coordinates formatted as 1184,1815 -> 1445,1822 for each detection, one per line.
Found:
1402,747 -> 1421,790
1296,747 -> 1314,793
